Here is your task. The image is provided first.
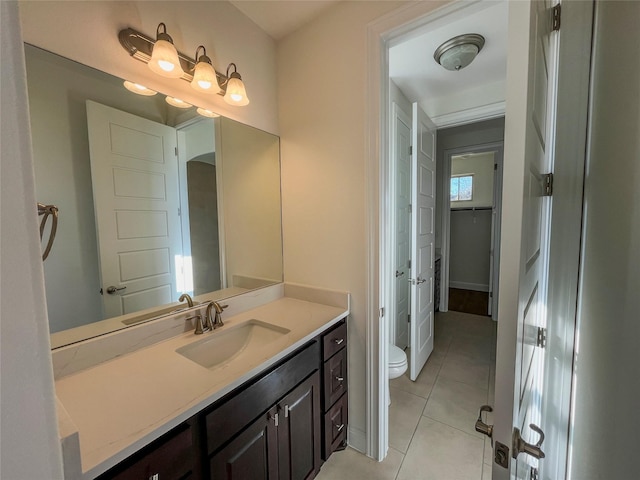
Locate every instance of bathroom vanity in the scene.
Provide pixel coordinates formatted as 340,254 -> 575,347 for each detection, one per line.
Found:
53,284 -> 349,479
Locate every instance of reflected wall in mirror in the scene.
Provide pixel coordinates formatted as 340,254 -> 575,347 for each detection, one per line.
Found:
25,44 -> 283,348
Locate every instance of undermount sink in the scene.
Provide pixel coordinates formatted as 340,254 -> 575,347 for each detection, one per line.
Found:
176,319 -> 291,370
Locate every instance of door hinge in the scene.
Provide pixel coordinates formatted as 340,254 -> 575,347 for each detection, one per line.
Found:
408,314 -> 411,323
175,146 -> 178,156
536,326 -> 547,349
408,204 -> 412,214
543,173 -> 553,196
494,163 -> 498,171
552,3 -> 561,31
379,307 -> 385,318
409,145 -> 413,155
407,259 -> 411,269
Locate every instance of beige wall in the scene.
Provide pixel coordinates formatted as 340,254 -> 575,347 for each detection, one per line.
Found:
450,152 -> 494,208
19,1 -> 279,134
277,0 -> 414,449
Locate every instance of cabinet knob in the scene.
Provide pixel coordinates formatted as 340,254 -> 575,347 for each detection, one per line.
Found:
149,474 -> 159,480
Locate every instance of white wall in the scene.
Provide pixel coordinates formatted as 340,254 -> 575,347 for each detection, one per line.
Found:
0,2 -> 64,477
569,1 -> 640,478
19,1 -> 279,134
449,209 -> 491,291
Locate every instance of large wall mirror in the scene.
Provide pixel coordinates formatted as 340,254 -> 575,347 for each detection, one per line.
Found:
25,44 -> 283,349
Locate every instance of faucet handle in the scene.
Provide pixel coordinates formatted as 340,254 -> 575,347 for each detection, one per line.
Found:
187,314 -> 206,335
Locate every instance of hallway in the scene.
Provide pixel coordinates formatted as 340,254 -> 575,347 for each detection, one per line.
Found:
317,311 -> 496,480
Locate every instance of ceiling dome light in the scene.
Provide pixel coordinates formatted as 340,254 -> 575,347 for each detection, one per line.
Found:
223,63 -> 250,106
191,46 -> 220,93
434,34 -> 485,71
148,23 -> 184,78
123,81 -> 157,96
165,96 -> 192,109
196,107 -> 220,118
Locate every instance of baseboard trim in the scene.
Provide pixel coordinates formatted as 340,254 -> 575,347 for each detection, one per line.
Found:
347,425 -> 367,454
449,281 -> 489,292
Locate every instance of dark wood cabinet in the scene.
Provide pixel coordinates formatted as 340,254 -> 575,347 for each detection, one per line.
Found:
96,422 -> 195,480
320,320 -> 348,461
99,318 -> 346,480
210,406 -> 279,480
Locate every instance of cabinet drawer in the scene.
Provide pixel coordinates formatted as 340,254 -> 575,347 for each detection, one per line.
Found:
98,423 -> 193,480
323,348 -> 347,409
323,393 -> 348,461
322,321 -> 346,361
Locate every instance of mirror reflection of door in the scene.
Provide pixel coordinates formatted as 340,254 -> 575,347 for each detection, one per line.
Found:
87,101 -> 222,318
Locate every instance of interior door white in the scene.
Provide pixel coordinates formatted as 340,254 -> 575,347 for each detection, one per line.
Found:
409,102 -> 436,381
493,1 -> 592,479
393,104 -> 411,350
86,101 -> 183,318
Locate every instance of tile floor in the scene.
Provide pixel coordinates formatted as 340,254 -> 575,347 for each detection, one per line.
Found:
317,310 -> 497,480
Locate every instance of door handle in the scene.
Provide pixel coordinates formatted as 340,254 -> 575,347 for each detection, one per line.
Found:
106,285 -> 126,295
395,270 -> 405,278
512,424 -> 545,460
475,405 -> 493,439
409,277 -> 426,285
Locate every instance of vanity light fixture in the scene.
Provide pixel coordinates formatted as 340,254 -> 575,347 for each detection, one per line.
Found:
148,23 -> 183,78
165,96 -> 192,109
434,34 -> 485,71
196,107 -> 220,118
191,46 -> 219,93
119,26 -> 250,106
222,63 -> 250,106
123,81 -> 157,96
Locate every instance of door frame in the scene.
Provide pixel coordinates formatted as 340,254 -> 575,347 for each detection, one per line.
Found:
441,141 -> 504,318
365,0 -> 510,461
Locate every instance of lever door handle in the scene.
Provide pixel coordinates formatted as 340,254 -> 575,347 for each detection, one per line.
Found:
106,285 -> 127,295
395,270 -> 405,278
475,405 -> 494,438
513,424 -> 545,460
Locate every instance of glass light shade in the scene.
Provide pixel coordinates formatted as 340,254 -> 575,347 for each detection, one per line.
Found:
223,76 -> 250,106
149,39 -> 183,78
439,44 -> 479,71
196,107 -> 220,118
191,61 -> 219,93
123,81 -> 157,96
165,96 -> 192,109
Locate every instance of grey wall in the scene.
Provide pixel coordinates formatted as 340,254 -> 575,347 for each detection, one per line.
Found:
435,117 -> 504,250
449,209 -> 492,291
569,2 -> 640,478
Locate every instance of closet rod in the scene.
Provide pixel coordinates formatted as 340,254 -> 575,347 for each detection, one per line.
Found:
450,206 -> 492,212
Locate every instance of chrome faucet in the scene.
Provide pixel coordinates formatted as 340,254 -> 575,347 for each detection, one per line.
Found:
205,301 -> 228,330
179,293 -> 194,308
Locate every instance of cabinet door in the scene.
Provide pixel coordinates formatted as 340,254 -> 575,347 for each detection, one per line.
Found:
209,407 -> 279,480
278,372 -> 321,480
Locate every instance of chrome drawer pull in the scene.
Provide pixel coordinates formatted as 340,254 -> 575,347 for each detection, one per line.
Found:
333,338 -> 344,345
335,376 -> 344,382
335,423 -> 345,432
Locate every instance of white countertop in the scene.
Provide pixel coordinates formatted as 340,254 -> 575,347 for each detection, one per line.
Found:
54,285 -> 349,479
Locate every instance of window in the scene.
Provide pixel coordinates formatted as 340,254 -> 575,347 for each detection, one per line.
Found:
451,175 -> 473,201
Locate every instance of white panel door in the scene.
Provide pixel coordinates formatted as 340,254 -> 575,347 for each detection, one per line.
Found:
86,101 -> 182,318
393,105 -> 411,350
409,103 -> 436,381
492,1 -> 592,479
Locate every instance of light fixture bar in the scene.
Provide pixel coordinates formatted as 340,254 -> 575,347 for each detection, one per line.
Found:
118,27 -> 228,95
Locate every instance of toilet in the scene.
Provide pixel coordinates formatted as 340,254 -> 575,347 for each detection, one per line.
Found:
388,344 -> 408,380
388,344 -> 408,405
